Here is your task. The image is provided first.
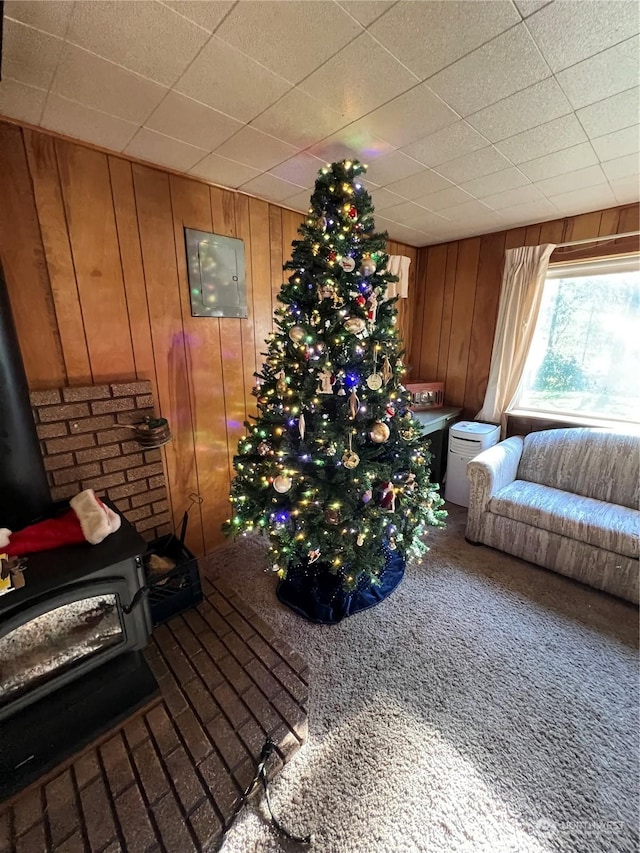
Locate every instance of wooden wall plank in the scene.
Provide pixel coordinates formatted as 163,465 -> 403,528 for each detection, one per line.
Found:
437,243 -> 458,383
234,193 -> 258,422
132,163 -> 204,557
169,174 -> 227,552
408,248 -> 427,377
0,124 -> 65,387
418,243 -> 447,380
56,139 -> 135,381
248,197 -> 274,373
23,129 -> 92,383
445,237 -> 481,407
269,205 -> 284,329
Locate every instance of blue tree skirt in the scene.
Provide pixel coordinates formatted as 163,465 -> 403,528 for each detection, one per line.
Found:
276,544 -> 405,624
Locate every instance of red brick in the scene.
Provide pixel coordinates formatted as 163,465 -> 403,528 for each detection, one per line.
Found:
209,590 -> 234,618
30,389 -> 61,406
12,786 -> 43,835
226,611 -> 254,641
216,654 -> 253,695
79,775 -> 117,852
126,462 -> 164,482
36,421 -> 68,439
14,821 -> 45,853
111,381 -> 151,397
144,448 -> 161,463
270,722 -> 302,762
182,609 -> 208,636
233,757 -> 256,793
0,810 -> 10,853
75,444 -> 121,464
43,453 -> 74,471
98,427 -> 132,444
159,676 -> 189,718
121,440 -> 143,454
242,686 -> 280,734
82,472 -> 126,490
153,499 -> 169,514
72,750 -> 101,790
108,480 -> 150,500
188,799 -> 223,851
100,734 -> 134,797
152,793 -> 197,853
69,414 -> 116,434
136,512 -> 171,532
114,784 -> 157,852
132,739 -> 169,805
238,718 -> 267,761
45,770 -> 78,846
148,475 -> 165,488
62,385 -> 111,402
174,707 -> 213,765
124,505 -> 151,523
117,408 -> 154,425
91,398 -> 136,415
165,747 -> 206,812
222,630 -> 254,667
53,463 -> 101,485
272,691 -> 307,741
272,662 -> 309,704
246,660 -> 281,699
131,488 -> 165,508
54,830 -> 86,853
206,715 -> 249,771
247,634 -> 280,670
146,703 -> 179,756
170,619 -> 202,658
46,434 -> 96,454
213,683 -> 250,729
136,394 -> 154,408
122,715 -> 149,750
184,678 -> 220,725
39,402 -> 90,422
102,453 -> 143,473
199,752 -> 242,817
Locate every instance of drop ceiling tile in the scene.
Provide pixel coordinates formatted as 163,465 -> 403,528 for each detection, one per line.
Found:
610,177 -> 640,204
525,0 -> 639,72
577,88 -> 640,139
307,124 -> 394,164
482,184 -> 546,210
175,36 -> 292,123
380,201 -> 449,232
417,186 -> 474,212
380,220 -> 428,247
52,43 -> 168,125
435,147 -> 512,184
461,167 -> 530,198
213,125 -> 296,171
189,152 -> 261,188
385,169 -> 452,201
438,199 -> 502,223
1,19 -> 64,89
402,121 -> 488,168
65,1 -> 209,86
41,93 -> 138,151
495,198 -> 557,224
518,142 -> 599,181
363,150 -> 424,186
299,32 -> 418,122
556,36 -> 640,110
284,189 -> 314,212
250,88 -> 348,148
514,1 -> 551,17
347,84 -> 459,150
466,78 -> 572,143
160,1 -> 234,32
215,1 -> 362,85
591,125 -> 640,162
534,164 -> 608,197
428,24 -> 551,117
337,1 -> 395,27
551,184 -> 617,214
0,77 -> 47,125
368,0 -> 520,81
270,153 -> 328,186
496,114 -> 587,164
5,0 -> 75,37
145,91 -> 243,152
370,188 -> 408,211
240,172 -> 305,203
124,127 -> 208,171
602,154 -> 640,182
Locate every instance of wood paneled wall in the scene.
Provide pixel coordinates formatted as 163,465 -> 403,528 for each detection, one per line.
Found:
409,203 -> 640,417
0,120 -> 416,556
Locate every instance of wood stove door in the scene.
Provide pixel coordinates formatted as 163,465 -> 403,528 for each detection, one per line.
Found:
0,578 -> 141,721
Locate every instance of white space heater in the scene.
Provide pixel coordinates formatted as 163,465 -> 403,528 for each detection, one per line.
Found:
444,421 -> 501,507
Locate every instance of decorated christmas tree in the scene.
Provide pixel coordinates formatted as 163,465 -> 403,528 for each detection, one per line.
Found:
223,160 -> 445,622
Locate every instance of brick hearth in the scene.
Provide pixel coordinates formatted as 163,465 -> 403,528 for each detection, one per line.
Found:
0,576 -> 309,852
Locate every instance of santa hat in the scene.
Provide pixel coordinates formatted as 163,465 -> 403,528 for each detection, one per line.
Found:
0,490 -> 121,557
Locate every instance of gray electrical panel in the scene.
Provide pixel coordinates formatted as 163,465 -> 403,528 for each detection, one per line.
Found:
184,228 -> 247,318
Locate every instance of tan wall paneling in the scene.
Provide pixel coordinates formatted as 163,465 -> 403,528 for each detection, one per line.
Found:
411,203 -> 640,417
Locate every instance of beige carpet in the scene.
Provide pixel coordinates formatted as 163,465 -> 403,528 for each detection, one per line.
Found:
203,504 -> 639,853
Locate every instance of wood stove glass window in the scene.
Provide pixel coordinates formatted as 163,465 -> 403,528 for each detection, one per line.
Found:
0,594 -> 123,706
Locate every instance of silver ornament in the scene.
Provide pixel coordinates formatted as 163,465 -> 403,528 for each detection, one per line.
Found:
273,475 -> 292,493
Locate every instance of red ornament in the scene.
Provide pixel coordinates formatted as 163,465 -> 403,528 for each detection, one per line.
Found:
348,206 -> 357,219
328,250 -> 337,261
386,404 -> 395,416
355,295 -> 366,306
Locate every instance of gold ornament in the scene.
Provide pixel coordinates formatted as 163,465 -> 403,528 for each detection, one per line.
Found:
366,372 -> 382,390
381,356 -> 393,386
342,449 -> 360,469
370,421 -> 390,443
273,475 -> 292,493
348,388 -> 360,420
289,325 -> 305,343
276,370 -> 287,396
343,316 -> 366,335
356,533 -> 365,546
360,254 -> 377,277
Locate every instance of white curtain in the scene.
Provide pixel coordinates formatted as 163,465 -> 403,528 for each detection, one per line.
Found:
477,244 -> 556,432
385,255 -> 411,299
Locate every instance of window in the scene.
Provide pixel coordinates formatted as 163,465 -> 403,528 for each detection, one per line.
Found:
510,254 -> 640,425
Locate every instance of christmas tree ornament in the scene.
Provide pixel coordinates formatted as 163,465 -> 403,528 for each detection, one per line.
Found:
342,432 -> 360,468
361,488 -> 373,504
379,482 -> 396,511
381,356 -> 393,385
370,421 -> 390,443
344,316 -> 366,335
366,291 -> 379,322
273,475 -> 292,493
356,533 -> 365,546
348,388 -> 360,420
339,256 -> 355,272
326,442 -> 337,456
360,254 -> 377,276
319,282 -> 335,300
316,367 -> 334,395
276,370 -> 287,396
388,538 -> 397,550
366,350 -> 382,390
317,214 -> 327,231
328,250 -> 337,262
325,508 -> 340,525
289,325 -> 306,343
257,440 -> 270,456
308,549 -> 321,563
299,413 -> 306,440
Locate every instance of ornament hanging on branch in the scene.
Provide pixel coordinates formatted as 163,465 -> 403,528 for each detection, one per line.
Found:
348,388 -> 360,420
299,413 -> 306,440
360,254 -> 377,277
308,549 -> 321,564
342,432 -> 360,469
370,421 -> 390,444
339,256 -> 355,273
289,325 -> 306,343
317,213 -> 328,232
379,482 -> 396,512
344,316 -> 366,335
317,367 -> 334,395
366,350 -> 383,390
356,533 -> 365,546
325,508 -> 340,525
381,356 -> 393,386
276,370 -> 287,396
366,291 -> 379,323
257,441 -> 270,456
273,475 -> 292,493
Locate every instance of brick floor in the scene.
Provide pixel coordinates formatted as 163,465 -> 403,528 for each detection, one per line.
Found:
0,577 -> 309,853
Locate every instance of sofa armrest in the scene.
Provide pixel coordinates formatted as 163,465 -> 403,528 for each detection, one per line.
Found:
465,436 -> 524,542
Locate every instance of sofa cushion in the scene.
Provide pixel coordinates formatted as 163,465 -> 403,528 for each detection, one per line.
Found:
517,428 -> 640,510
488,480 -> 640,559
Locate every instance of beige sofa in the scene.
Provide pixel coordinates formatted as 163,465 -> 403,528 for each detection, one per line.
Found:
466,428 -> 640,603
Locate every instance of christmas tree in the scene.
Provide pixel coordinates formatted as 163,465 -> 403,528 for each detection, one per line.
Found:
223,160 -> 445,621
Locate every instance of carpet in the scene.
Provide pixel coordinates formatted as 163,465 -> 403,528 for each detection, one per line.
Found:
203,505 -> 639,853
